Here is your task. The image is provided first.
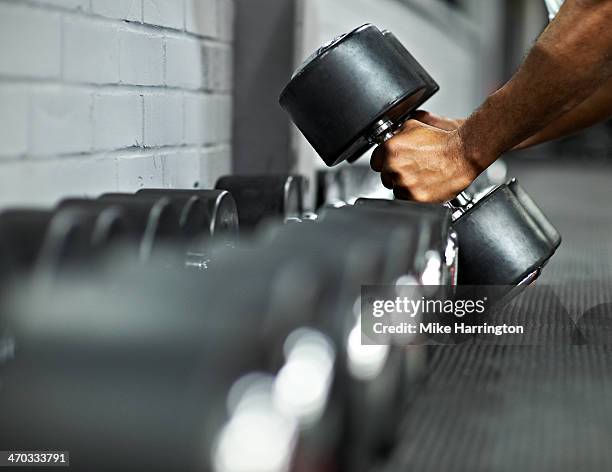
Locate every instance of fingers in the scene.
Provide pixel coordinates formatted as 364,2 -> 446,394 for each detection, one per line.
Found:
393,187 -> 412,201
380,171 -> 394,190
370,145 -> 385,172
412,111 -> 457,131
413,110 -> 438,126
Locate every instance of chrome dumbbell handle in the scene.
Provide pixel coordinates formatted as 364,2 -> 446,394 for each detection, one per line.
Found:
368,118 -> 473,218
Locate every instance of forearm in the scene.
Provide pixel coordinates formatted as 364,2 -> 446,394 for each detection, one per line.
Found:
516,76 -> 612,149
459,0 -> 612,169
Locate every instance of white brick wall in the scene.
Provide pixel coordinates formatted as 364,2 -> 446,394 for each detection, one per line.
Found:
0,0 -> 234,208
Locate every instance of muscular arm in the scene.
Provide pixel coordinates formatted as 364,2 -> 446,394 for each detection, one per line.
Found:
416,76 -> 612,150
516,76 -> 612,149
372,0 -> 612,202
461,0 -> 612,167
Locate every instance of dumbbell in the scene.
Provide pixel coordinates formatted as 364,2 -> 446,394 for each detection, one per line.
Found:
106,189 -> 239,267
136,189 -> 239,247
0,210 -> 53,282
258,217 -> 431,469
0,240 -> 344,472
0,207 -> 131,283
327,203 -> 457,289
37,206 -> 132,275
280,23 -> 561,295
317,165 -> 394,209
57,195 -> 182,265
216,175 -> 309,232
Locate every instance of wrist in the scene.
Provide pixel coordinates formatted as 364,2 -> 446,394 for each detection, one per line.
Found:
456,100 -> 507,172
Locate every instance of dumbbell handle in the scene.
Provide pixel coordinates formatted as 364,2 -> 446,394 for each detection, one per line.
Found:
370,118 -> 473,216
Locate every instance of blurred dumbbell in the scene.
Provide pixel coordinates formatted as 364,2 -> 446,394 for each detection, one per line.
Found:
136,189 -> 239,269
0,210 -> 53,283
258,217 -> 428,470
317,165 -> 393,209
280,23 -> 561,296
37,206 -> 132,275
216,175 -> 309,232
0,241 -> 343,472
58,195 -> 181,264
0,207 -> 132,283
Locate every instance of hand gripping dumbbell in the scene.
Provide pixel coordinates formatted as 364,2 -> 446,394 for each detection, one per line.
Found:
279,24 -> 561,293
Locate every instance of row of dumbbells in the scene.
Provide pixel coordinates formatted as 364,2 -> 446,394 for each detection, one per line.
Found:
0,172 -> 464,472
0,163 -> 564,472
0,175 -> 314,285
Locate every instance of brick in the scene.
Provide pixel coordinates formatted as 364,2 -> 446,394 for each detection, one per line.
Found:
143,0 -> 183,30
30,86 -> 92,156
63,18 -> 120,84
119,29 -> 164,86
0,156 -> 117,208
203,43 -> 232,92
0,85 -> 29,157
93,92 -> 143,151
162,149 -> 201,188
115,152 -> 164,190
216,94 -> 232,142
31,0 -> 89,11
217,0 -> 235,42
92,0 -> 142,22
185,0 -> 217,38
0,3 -> 61,78
143,93 -> 183,147
183,93 -> 208,145
193,94 -> 228,145
166,36 -> 203,89
199,145 -> 231,188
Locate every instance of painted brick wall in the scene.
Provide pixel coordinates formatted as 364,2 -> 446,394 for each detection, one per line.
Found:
0,0 -> 234,208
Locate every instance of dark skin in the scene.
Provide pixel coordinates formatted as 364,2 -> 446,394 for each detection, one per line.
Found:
370,0 -> 612,203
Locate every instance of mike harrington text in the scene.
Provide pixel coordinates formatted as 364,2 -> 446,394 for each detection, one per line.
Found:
373,322 -> 524,336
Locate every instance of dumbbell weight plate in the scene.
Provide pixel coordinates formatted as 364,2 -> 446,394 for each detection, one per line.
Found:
354,198 -> 457,287
216,175 -> 305,232
0,210 -> 53,278
453,181 -> 561,287
136,189 -> 239,247
381,30 -> 439,106
37,206 -> 131,274
259,220 -> 418,468
280,23 -> 436,167
0,263 -> 277,472
507,179 -> 561,248
59,197 -> 180,262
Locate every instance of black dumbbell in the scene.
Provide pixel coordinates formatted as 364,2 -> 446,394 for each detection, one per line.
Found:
37,206 -> 132,274
216,175 -> 308,232
58,195 -> 183,263
317,165 -> 393,209
280,24 -> 436,167
258,218 -> 428,469
0,207 -> 132,283
327,203 -> 457,288
136,189 -> 239,247
280,23 -> 561,294
0,241 -> 344,471
0,210 -> 53,282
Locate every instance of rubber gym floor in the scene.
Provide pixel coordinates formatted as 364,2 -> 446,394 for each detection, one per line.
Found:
383,158 -> 612,472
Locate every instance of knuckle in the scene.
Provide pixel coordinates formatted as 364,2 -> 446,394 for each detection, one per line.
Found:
413,189 -> 433,203
382,140 -> 396,155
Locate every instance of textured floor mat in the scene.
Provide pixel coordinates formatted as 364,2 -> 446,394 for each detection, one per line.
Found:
384,161 -> 612,471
